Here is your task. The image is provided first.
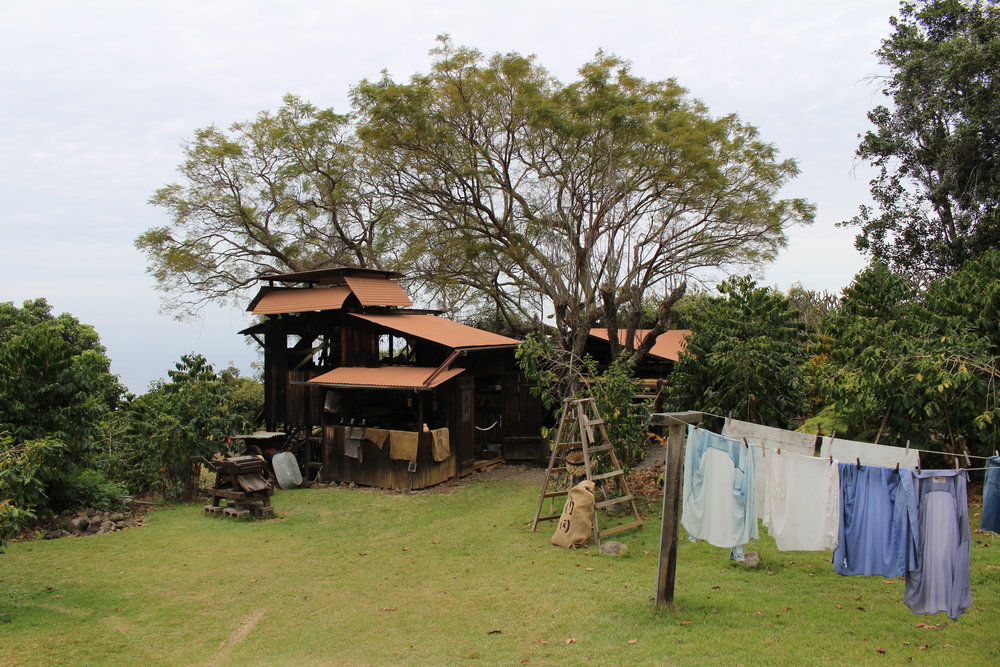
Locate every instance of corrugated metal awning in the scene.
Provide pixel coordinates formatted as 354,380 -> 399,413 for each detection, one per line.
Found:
589,328 -> 690,362
248,286 -> 351,314
351,313 -> 520,349
343,275 -> 412,307
307,366 -> 465,390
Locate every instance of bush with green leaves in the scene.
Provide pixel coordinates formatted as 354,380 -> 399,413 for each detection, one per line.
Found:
820,257 -> 999,456
101,354 -> 262,500
0,299 -> 125,532
516,334 -> 650,471
665,276 -> 810,428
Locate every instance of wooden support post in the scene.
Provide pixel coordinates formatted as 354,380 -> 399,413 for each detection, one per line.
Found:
648,411 -> 703,608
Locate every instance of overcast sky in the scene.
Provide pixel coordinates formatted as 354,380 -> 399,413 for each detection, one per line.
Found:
1,0 -> 902,392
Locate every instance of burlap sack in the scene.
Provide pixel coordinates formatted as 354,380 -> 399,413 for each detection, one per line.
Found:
551,480 -> 596,548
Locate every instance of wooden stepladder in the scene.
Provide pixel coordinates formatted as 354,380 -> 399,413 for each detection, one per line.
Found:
530,397 -> 643,544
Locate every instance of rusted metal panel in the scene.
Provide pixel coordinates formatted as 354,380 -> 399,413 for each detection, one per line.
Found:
307,366 -> 465,389
248,286 -> 352,314
342,275 -> 412,307
588,328 -> 691,362
351,313 -> 520,349
259,267 -> 404,284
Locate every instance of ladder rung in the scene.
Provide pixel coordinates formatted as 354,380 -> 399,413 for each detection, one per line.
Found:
543,490 -> 569,498
590,469 -> 624,481
585,444 -> 612,453
555,441 -> 582,449
583,418 -> 604,426
599,519 -> 644,538
536,514 -> 561,522
595,494 -> 634,509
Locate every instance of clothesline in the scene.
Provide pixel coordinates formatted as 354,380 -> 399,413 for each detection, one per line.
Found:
691,410 -> 995,461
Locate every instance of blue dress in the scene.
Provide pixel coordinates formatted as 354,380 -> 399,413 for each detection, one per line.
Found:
832,463 -> 918,577
980,456 -> 1000,534
904,470 -> 972,620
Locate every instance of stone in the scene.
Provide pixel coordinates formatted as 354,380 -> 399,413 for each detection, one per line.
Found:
71,517 -> 90,532
111,513 -> 126,522
599,541 -> 629,557
44,530 -> 63,540
738,551 -> 761,568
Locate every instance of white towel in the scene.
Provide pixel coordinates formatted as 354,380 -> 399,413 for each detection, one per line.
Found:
819,436 -> 919,469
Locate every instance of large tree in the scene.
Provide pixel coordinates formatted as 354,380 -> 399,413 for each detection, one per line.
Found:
140,95 -> 399,316
848,0 -> 1000,276
354,41 -> 813,363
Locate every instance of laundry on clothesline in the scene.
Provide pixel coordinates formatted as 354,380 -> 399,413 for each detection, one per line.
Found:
762,449 -> 839,552
681,426 -> 757,560
820,435 -> 920,469
981,456 -> 1000,534
671,423 -> 975,620
905,469 -> 972,621
721,418 -> 818,455
833,462 -> 918,578
722,418 -> 819,520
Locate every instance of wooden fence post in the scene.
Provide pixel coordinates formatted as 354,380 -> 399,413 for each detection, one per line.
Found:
648,411 -> 703,608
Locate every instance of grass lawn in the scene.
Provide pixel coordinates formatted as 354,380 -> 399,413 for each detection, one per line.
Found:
1,473 -> 999,665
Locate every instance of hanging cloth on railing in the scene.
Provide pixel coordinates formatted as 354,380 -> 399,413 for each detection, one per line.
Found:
820,436 -> 919,469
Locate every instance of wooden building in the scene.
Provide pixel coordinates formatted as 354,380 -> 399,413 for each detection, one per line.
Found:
240,267 -> 546,490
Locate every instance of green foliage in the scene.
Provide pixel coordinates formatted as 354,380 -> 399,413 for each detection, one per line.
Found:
847,0 -> 1000,275
666,276 -> 810,428
820,258 -> 999,455
516,335 -> 649,469
141,95 -> 399,316
353,38 -> 813,363
102,354 -> 262,500
0,434 -> 63,545
0,300 -> 124,523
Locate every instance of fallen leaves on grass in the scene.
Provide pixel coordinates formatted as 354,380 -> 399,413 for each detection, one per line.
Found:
876,648 -> 886,654
677,621 -> 693,626
379,608 -> 398,612
536,640 -> 549,645
627,639 -> 638,645
915,622 -> 947,630
487,630 -> 502,635
564,638 -> 577,645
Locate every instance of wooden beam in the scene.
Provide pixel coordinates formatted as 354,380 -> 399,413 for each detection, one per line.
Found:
652,411 -> 703,608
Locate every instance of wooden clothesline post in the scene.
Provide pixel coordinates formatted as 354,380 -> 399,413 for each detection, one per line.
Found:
648,411 -> 703,608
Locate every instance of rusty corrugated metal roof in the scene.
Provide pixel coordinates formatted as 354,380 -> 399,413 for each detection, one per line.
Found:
589,328 -> 691,362
259,266 -> 404,284
342,275 -> 412,307
307,366 -> 465,389
248,286 -> 351,314
352,313 -> 520,349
